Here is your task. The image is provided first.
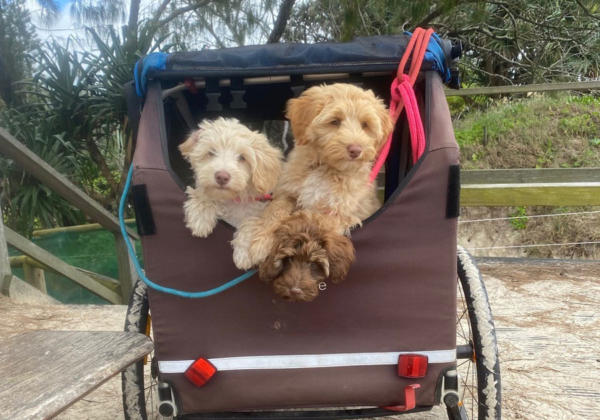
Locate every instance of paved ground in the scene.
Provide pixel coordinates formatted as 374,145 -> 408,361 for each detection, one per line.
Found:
1,258 -> 598,419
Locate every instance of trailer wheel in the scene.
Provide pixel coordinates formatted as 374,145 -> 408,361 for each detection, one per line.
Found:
122,278 -> 158,419
453,246 -> 502,420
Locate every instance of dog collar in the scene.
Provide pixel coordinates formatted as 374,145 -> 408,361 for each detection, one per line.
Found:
233,193 -> 273,203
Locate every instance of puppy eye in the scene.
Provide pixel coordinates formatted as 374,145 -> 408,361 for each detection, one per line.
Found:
207,150 -> 216,157
361,121 -> 369,129
238,154 -> 246,162
330,118 -> 341,127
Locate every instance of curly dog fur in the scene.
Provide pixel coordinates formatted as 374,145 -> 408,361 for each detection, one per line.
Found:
232,83 -> 393,269
179,117 -> 282,237
259,211 -> 355,302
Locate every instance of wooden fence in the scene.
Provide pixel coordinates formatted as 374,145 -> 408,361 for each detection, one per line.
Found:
445,80 -> 600,206
0,128 -> 136,304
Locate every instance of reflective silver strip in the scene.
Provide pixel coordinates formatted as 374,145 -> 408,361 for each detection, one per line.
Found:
158,349 -> 456,373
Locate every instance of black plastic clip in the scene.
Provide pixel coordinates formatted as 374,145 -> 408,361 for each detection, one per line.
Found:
290,75 -> 305,97
205,78 -> 222,112
229,78 -> 246,109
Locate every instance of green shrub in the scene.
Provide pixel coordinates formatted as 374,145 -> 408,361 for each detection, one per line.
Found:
509,206 -> 528,230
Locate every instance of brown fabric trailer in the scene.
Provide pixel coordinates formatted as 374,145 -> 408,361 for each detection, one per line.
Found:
129,36 -> 460,415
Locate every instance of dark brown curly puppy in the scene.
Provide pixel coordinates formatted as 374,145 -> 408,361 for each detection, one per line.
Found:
259,211 -> 355,302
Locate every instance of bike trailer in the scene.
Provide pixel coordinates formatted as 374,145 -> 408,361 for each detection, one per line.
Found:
125,33 -> 480,417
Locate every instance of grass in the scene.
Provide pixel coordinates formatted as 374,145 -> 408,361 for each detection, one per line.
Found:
452,93 -> 600,170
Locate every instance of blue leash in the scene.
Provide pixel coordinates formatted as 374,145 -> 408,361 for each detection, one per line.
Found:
118,164 -> 256,298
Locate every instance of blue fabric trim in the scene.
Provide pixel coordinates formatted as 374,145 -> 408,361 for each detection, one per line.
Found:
425,33 -> 451,83
403,31 -> 450,83
134,52 -> 168,97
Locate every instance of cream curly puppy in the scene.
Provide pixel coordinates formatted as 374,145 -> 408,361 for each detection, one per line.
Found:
232,83 -> 393,269
179,117 -> 282,237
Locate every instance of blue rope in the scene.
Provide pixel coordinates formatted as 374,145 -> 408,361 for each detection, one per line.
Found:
119,164 -> 256,298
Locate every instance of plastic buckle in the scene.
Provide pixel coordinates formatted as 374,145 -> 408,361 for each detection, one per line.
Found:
382,384 -> 421,412
230,78 -> 246,109
205,78 -> 222,112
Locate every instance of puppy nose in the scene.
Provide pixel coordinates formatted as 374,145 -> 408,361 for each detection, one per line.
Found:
347,145 -> 362,159
214,170 -> 231,186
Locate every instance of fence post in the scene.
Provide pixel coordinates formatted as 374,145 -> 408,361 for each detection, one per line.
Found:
23,261 -> 47,294
0,207 -> 12,296
114,233 -> 135,303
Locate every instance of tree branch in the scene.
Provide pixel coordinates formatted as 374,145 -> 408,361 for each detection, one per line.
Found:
158,1 -> 210,27
150,0 -> 172,24
267,0 -> 295,43
574,0 -> 600,21
415,7 -> 444,28
84,137 -> 118,196
194,9 -> 227,49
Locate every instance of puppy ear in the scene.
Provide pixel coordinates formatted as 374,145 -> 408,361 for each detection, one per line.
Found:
321,232 -> 355,284
249,134 -> 283,194
310,253 -> 330,278
178,130 -> 199,160
285,86 -> 326,145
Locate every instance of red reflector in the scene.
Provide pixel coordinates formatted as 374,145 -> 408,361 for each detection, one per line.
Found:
185,358 -> 216,387
398,354 -> 428,378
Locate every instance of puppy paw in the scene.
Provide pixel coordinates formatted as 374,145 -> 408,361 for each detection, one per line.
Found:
187,218 -> 217,238
248,236 -> 274,267
232,228 -> 255,269
183,196 -> 218,237
233,246 -> 254,270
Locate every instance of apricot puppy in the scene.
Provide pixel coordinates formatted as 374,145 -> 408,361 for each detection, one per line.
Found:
232,83 -> 393,269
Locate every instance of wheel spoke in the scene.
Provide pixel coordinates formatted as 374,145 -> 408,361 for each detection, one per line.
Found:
461,356 -> 471,403
457,359 -> 471,368
457,313 -> 468,341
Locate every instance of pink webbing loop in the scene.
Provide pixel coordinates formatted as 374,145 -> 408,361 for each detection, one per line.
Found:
369,28 -> 433,183
398,75 -> 426,164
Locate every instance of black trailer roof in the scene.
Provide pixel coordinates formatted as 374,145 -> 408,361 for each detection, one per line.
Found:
133,34 -> 455,96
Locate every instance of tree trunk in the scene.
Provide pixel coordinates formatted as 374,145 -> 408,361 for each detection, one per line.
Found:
126,0 -> 140,49
267,0 -> 295,43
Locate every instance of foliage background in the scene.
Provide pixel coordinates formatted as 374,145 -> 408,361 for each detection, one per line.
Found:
1,0 -> 600,235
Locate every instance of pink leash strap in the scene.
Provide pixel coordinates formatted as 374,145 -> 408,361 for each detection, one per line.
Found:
369,29 -> 433,183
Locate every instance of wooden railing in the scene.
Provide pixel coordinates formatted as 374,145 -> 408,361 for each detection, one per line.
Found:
445,80 -> 600,97
0,127 -> 137,304
445,80 -> 600,206
461,168 -> 600,206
